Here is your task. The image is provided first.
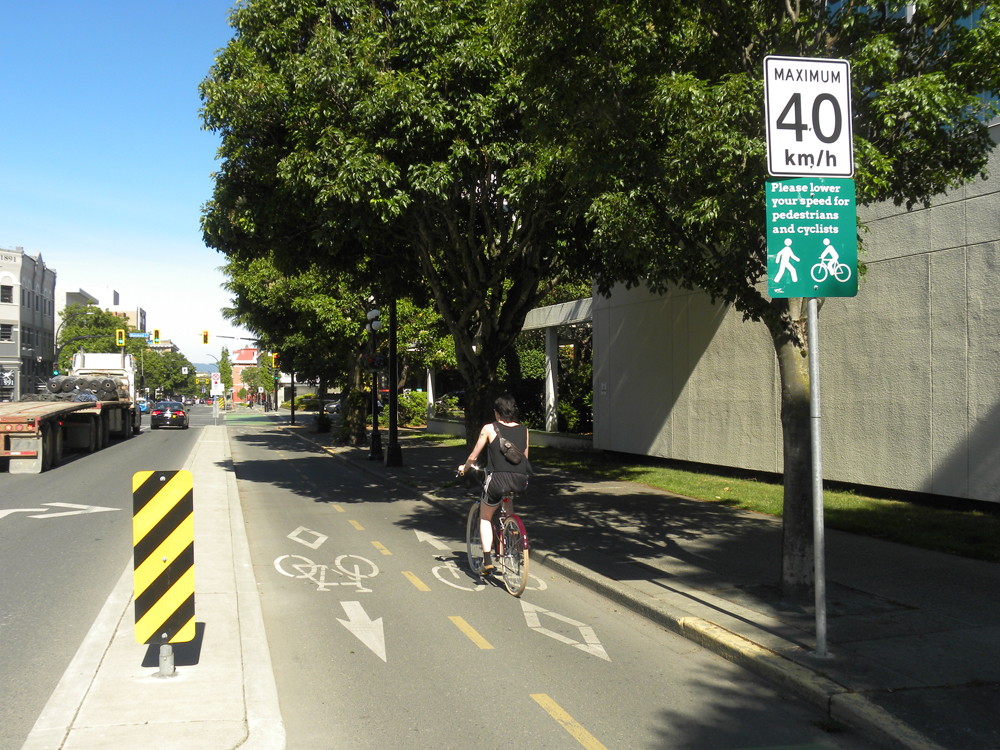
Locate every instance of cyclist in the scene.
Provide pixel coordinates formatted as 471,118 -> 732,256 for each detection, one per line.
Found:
458,393 -> 530,572
820,238 -> 840,270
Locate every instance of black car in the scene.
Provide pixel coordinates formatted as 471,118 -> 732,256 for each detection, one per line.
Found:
150,401 -> 190,430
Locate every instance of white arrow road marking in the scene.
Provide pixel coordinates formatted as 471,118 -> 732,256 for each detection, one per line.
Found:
520,601 -> 611,661
336,601 -> 386,662
0,508 -> 48,521
288,526 -> 328,549
414,530 -> 451,550
29,503 -> 118,519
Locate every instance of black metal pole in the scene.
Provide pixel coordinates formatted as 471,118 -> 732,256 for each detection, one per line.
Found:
385,297 -> 402,466
290,372 -> 296,425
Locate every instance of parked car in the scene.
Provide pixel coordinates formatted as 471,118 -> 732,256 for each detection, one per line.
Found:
150,401 -> 190,430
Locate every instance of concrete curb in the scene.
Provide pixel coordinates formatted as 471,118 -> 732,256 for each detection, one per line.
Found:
20,426 -> 285,750
222,426 -> 286,750
277,425 -> 948,750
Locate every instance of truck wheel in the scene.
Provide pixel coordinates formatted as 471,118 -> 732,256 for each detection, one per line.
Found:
86,418 -> 98,453
41,425 -> 54,472
51,426 -> 64,468
99,413 -> 110,449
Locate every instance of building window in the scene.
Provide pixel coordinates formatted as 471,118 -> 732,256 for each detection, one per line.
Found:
0,324 -> 12,341
1,285 -> 12,303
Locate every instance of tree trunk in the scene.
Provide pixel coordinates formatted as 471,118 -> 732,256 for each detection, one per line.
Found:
768,306 -> 814,599
340,356 -> 368,446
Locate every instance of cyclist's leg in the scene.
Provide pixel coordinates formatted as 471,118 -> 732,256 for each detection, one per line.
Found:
480,499 -> 499,565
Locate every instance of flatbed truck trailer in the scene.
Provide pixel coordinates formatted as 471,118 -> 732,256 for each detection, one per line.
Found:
0,351 -> 143,474
0,397 -> 140,473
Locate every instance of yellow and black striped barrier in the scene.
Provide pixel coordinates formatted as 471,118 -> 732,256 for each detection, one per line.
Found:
132,470 -> 195,645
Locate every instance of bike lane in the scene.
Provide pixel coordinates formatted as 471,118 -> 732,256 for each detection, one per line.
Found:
228,416 -> 881,750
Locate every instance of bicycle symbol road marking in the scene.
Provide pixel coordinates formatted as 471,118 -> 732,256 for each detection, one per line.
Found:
274,553 -> 380,593
432,559 -> 485,592
524,574 -> 547,592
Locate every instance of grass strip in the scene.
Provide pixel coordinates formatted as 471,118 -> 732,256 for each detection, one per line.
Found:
529,446 -> 1000,563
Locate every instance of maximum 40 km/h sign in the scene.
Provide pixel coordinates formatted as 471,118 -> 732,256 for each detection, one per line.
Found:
764,56 -> 853,178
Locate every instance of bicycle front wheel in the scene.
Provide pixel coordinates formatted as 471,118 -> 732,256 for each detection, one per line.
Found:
466,502 -> 484,575
500,517 -> 529,596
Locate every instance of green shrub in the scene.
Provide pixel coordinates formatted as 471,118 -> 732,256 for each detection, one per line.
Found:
435,395 -> 462,418
399,391 -> 429,426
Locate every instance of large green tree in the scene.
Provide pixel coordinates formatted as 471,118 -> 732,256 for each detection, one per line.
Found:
56,305 -> 144,373
221,254 -> 452,442
501,0 -> 1000,593
200,0 -> 593,438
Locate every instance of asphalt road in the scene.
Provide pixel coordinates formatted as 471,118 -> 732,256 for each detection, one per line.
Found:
0,405 -> 211,750
229,418 -> 882,750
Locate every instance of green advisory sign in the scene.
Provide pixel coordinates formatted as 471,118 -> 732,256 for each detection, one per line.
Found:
766,177 -> 857,298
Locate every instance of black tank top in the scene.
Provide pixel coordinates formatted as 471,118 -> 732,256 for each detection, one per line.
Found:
486,421 -> 529,474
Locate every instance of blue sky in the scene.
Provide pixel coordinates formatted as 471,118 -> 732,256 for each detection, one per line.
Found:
0,1 -> 253,363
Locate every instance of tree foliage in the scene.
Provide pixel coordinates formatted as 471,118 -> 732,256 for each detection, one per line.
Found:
500,0 -> 1000,593
56,304 -> 196,398
220,253 -> 451,441
200,0 -> 594,435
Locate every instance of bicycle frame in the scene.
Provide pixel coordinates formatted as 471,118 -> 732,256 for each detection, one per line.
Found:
461,466 -> 530,596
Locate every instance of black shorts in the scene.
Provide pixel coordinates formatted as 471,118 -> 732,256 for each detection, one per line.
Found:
482,471 -> 529,506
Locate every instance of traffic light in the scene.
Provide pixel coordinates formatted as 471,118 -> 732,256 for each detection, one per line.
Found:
116,329 -> 125,346
153,329 -> 161,344
202,330 -> 209,345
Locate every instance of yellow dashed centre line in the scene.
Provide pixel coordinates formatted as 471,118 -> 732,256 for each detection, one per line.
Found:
531,694 -> 608,750
449,616 -> 493,650
402,571 -> 431,591
349,520 -> 364,531
371,541 -> 392,555
332,505 -> 345,513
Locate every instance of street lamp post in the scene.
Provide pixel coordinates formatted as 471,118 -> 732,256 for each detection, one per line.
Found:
366,309 -> 383,461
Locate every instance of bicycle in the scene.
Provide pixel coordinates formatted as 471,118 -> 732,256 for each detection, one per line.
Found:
811,257 -> 852,283
460,465 -> 530,597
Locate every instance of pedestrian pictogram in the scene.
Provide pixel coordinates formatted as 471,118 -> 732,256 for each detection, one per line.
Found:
132,470 -> 195,645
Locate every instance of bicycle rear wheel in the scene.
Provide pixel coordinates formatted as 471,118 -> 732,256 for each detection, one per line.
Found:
466,502 -> 484,575
501,517 -> 528,596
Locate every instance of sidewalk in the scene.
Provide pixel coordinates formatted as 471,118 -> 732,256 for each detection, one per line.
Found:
271,410 -> 1000,750
20,424 -> 284,750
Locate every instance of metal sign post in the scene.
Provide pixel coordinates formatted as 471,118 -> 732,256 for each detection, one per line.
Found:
765,55 -> 855,658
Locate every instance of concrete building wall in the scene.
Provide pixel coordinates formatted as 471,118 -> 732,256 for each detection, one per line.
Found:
593,127 -> 1000,502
